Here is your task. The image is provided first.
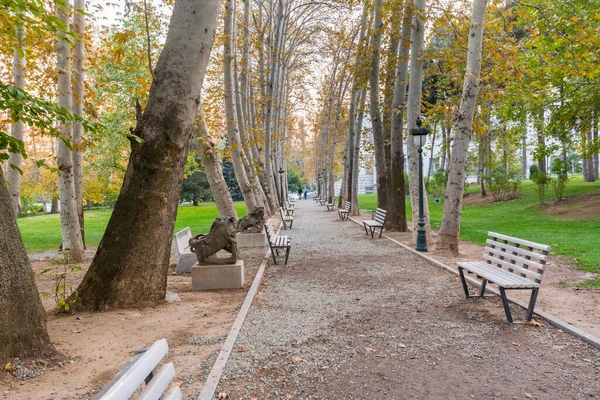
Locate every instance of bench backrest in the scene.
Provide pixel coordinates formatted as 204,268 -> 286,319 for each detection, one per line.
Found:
172,227 -> 192,256
279,207 -> 289,219
344,202 -> 351,212
484,232 -> 551,284
264,220 -> 277,242
374,208 -> 387,224
94,339 -> 182,400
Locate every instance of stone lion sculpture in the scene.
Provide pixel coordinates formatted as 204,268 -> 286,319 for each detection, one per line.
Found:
237,207 -> 265,233
189,217 -> 238,265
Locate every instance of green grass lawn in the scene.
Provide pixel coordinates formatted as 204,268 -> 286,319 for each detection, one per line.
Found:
356,175 -> 600,275
18,203 -> 247,253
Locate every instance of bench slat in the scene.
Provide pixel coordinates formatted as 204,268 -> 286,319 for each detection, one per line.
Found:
459,261 -> 540,289
484,246 -> 545,273
483,253 -> 543,282
489,232 -> 551,252
163,386 -> 183,400
364,220 -> 383,227
137,362 -> 176,400
485,239 -> 548,263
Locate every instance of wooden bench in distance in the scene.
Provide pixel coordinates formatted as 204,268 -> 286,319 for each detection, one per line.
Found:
338,201 -> 351,220
326,200 -> 335,211
173,227 -> 197,273
363,208 -> 387,238
264,220 -> 291,265
319,197 -> 327,206
457,232 -> 551,323
94,339 -> 182,400
279,207 -> 294,230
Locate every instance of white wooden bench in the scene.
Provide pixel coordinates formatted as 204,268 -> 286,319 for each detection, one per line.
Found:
264,220 -> 291,265
457,232 -> 551,323
313,194 -> 320,202
94,339 -> 182,400
173,227 -> 197,273
284,199 -> 295,216
319,197 -> 327,206
279,207 -> 294,230
326,199 -> 335,211
338,201 -> 351,220
363,208 -> 387,238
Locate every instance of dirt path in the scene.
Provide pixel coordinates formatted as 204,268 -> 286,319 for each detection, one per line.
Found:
217,200 -> 600,399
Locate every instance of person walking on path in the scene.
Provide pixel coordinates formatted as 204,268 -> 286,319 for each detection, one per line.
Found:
298,188 -> 303,200
303,189 -> 308,200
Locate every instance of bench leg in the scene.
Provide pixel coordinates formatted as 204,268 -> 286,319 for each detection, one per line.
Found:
363,223 -> 369,236
270,246 -> 278,265
370,227 -> 375,239
284,246 -> 291,265
458,267 -> 471,299
478,279 -> 488,298
289,220 -> 293,229
525,288 -> 539,321
499,287 -> 513,323
378,226 -> 384,238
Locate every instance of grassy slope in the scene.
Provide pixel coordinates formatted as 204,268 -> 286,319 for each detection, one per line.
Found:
18,203 -> 248,253
356,176 -> 600,274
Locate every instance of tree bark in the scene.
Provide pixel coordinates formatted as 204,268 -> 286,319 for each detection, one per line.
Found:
6,12 -> 25,216
197,108 -> 238,219
351,87 -> 368,216
71,0 -> 221,311
522,133 -> 527,179
224,0 -> 258,212
56,0 -> 84,262
370,0 -> 388,210
534,109 -> 546,174
407,0 -> 430,242
387,0 -> 412,232
0,168 -> 57,361
593,112 -> 599,181
73,0 -> 85,246
438,0 -> 488,254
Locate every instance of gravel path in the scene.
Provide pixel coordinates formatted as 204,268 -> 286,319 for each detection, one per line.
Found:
216,200 -> 600,399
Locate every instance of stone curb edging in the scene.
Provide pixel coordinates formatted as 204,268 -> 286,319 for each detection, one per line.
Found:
197,220 -> 281,400
347,216 -> 600,350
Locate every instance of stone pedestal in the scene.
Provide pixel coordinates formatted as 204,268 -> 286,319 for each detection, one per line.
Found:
192,260 -> 244,290
236,232 -> 267,248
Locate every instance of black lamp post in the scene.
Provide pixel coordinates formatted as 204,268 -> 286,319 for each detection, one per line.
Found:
278,166 -> 285,208
410,118 -> 430,252
317,175 -> 322,197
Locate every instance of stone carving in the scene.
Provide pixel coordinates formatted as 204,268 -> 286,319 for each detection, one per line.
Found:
189,217 -> 238,265
237,207 -> 265,233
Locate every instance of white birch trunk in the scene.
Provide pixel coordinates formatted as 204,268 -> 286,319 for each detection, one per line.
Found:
6,13 -> 25,215
56,0 -> 84,262
73,0 -> 85,245
438,0 -> 488,254
224,0 -> 258,212
351,87 -> 367,216
407,0 -> 430,243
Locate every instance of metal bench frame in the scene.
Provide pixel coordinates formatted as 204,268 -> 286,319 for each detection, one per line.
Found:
338,201 -> 351,221
457,232 -> 551,323
363,208 -> 387,238
279,207 -> 294,230
264,220 -> 291,265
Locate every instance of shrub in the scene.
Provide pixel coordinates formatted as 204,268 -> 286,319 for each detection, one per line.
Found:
484,164 -> 521,202
529,164 -> 538,178
531,171 -> 550,205
426,169 -> 448,197
550,158 -> 570,200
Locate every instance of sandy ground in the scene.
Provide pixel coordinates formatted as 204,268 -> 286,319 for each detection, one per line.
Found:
216,200 -> 600,398
1,240 -> 270,399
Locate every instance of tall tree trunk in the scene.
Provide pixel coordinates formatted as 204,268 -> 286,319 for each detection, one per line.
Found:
351,87 -> 368,216
73,0 -> 85,246
522,133 -> 527,179
224,0 -> 258,212
427,121 -> 437,181
6,12 -> 25,215
478,134 -> 487,196
370,0 -> 388,210
197,108 -> 238,219
440,124 -> 447,171
407,0 -> 430,242
438,0 -> 488,254
0,169 -> 57,361
71,0 -> 221,311
534,109 -> 547,174
56,0 -> 84,262
387,0 -> 412,232
593,112 -> 599,181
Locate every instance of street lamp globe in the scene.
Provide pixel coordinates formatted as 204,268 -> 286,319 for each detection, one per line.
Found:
411,118 -> 430,148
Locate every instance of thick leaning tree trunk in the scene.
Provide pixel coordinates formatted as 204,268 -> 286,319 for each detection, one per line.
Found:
73,0 -> 85,245
56,0 -> 84,262
197,108 -> 238,220
387,0 -> 412,232
351,88 -> 367,216
224,0 -> 258,213
406,0 -> 430,243
438,0 -> 488,254
71,0 -> 221,311
369,0 -> 388,211
0,169 -> 57,361
6,14 -> 25,215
